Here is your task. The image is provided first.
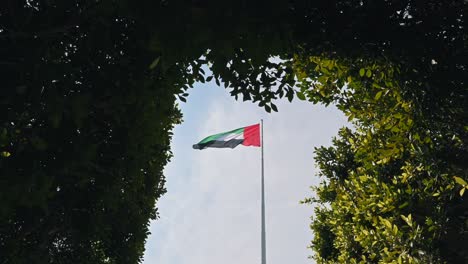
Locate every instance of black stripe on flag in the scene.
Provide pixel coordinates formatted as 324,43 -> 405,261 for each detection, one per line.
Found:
193,139 -> 244,150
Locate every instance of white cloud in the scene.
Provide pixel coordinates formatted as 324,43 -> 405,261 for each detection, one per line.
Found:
143,83 -> 347,264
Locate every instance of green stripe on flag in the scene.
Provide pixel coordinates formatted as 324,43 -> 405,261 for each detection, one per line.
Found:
198,127 -> 244,144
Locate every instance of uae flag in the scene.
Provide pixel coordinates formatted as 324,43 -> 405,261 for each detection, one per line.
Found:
193,124 -> 261,150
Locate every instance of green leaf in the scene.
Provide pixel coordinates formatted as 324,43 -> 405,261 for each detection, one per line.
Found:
271,103 -> 278,112
366,69 -> 372,78
401,214 -> 413,227
178,95 -> 187,102
460,188 -> 465,196
375,91 -> 383,100
454,176 -> 467,186
296,92 -> 306,101
1,151 -> 11,157
322,59 -> 329,68
359,68 -> 365,76
149,56 -> 160,69
398,201 -> 409,209
317,75 -> 328,83
286,90 -> 294,102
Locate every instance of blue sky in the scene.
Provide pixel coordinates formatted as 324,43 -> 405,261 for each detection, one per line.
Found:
142,79 -> 348,264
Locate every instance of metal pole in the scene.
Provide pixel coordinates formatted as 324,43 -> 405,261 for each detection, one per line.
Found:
261,119 -> 266,264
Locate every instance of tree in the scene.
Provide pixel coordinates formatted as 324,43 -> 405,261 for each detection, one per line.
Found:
0,1 -> 182,263
298,48 -> 467,264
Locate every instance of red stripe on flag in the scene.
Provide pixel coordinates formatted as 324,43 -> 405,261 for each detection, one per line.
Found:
242,124 -> 260,147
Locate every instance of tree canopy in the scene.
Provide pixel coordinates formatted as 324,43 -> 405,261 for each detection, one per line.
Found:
1,0 -> 467,263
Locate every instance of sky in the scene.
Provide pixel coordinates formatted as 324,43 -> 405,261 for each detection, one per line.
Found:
142,79 -> 348,264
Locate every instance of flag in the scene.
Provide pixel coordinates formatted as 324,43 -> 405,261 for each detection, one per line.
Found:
193,124 -> 260,150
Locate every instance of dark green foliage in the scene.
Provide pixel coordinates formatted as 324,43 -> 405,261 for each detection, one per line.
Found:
0,1 -> 181,263
297,53 -> 467,262
297,35 -> 467,264
314,128 -> 359,182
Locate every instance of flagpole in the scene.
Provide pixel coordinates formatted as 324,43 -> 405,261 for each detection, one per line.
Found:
261,119 -> 266,264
